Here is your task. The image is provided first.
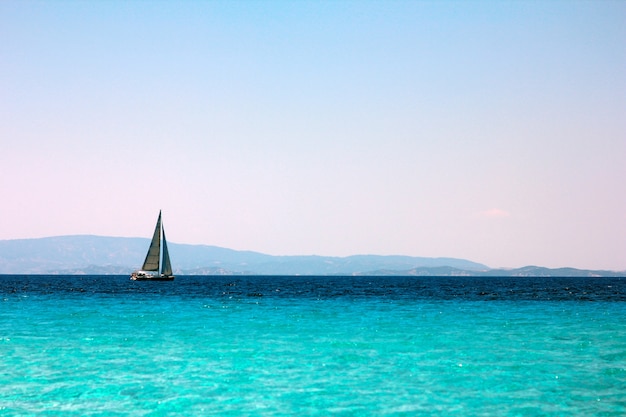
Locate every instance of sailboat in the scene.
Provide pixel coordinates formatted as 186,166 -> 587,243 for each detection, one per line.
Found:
130,211 -> 175,281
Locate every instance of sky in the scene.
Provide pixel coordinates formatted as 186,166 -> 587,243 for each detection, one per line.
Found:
1,1 -> 625,270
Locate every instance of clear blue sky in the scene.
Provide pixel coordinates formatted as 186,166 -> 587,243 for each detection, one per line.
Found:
2,1 -> 625,270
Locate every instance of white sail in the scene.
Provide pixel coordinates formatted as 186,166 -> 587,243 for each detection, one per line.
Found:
161,225 -> 173,276
141,211 -> 161,272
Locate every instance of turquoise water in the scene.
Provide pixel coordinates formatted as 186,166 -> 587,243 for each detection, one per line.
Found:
1,276 -> 625,416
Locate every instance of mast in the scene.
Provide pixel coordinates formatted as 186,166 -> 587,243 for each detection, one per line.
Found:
161,224 -> 173,276
141,211 -> 161,272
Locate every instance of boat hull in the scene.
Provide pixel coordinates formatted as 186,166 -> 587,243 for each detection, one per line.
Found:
131,276 -> 175,281
130,271 -> 175,281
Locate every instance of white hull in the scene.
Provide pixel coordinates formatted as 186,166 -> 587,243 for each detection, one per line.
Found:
130,272 -> 174,281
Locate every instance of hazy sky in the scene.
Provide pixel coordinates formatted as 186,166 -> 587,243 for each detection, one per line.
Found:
2,1 -> 625,270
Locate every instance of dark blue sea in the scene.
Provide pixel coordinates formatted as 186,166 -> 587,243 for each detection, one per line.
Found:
1,275 -> 625,416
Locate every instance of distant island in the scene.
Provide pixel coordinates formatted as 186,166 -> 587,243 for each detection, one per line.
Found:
0,235 -> 623,277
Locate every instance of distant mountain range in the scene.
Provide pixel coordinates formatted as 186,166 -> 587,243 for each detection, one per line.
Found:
0,235 -> 623,277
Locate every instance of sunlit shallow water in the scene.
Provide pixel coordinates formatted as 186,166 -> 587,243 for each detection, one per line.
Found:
1,275 -> 625,416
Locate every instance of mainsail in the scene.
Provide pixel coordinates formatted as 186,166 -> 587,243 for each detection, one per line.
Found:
141,211 -> 162,272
